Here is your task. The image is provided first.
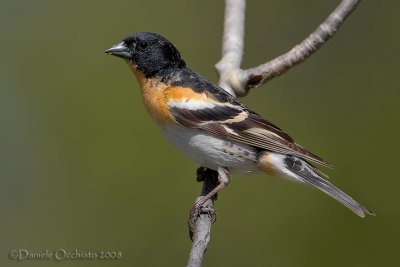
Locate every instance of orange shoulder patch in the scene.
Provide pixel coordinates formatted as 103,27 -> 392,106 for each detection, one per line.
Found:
164,86 -> 209,102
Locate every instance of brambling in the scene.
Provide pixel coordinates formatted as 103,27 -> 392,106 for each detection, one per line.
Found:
105,32 -> 373,217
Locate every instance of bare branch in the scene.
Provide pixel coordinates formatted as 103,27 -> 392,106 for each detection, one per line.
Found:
187,2 -> 245,265
187,198 -> 213,267
242,0 -> 361,91
187,168 -> 218,267
216,0 -> 361,96
215,0 -> 246,96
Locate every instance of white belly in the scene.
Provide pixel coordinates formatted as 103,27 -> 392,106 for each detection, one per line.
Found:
160,125 -> 259,173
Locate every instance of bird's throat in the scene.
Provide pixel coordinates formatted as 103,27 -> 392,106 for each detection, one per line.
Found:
126,61 -> 147,85
125,60 -> 173,126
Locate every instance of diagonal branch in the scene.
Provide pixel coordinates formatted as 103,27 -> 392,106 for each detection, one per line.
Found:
242,0 -> 361,91
216,0 -> 361,96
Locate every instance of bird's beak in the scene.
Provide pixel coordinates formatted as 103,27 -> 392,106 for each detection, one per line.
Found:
105,42 -> 131,59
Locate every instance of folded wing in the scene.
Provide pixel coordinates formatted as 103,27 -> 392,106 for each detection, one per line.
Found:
167,87 -> 333,168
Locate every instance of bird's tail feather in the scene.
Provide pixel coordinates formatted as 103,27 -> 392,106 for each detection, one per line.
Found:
258,152 -> 374,218
284,155 -> 374,218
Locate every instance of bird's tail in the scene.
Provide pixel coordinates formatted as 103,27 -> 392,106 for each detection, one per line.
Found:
258,152 -> 374,218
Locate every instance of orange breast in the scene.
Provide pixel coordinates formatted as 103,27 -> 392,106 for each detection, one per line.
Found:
140,81 -> 173,125
128,62 -> 173,125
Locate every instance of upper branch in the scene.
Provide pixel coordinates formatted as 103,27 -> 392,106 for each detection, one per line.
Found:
216,0 -> 361,96
215,0 -> 246,97
242,0 -> 361,91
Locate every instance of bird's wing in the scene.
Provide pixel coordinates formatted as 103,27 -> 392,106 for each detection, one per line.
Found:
166,87 -> 333,168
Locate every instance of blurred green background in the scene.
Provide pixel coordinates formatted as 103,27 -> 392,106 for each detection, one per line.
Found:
1,0 -> 398,266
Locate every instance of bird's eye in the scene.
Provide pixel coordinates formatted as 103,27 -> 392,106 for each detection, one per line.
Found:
138,41 -> 148,50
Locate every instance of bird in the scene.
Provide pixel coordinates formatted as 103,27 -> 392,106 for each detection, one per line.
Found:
105,32 -> 373,218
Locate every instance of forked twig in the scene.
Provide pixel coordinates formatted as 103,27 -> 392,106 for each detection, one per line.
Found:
216,0 -> 361,96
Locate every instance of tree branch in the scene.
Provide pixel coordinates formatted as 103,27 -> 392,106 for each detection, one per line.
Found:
216,0 -> 361,96
187,1 -> 361,266
187,168 -> 218,267
215,0 -> 246,96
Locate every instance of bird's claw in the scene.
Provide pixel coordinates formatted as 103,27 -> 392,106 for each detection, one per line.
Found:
188,199 -> 217,241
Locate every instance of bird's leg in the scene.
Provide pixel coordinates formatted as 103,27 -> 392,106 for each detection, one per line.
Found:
195,166 -> 230,208
188,167 -> 230,240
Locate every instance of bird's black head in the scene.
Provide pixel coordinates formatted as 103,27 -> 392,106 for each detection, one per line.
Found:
105,32 -> 186,77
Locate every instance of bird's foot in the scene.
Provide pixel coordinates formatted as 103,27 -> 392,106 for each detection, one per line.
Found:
188,197 -> 217,241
